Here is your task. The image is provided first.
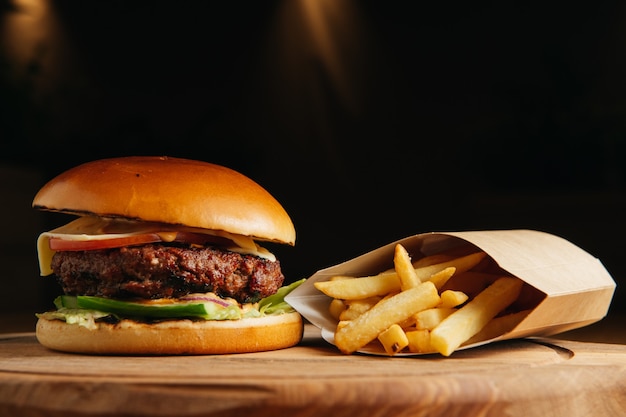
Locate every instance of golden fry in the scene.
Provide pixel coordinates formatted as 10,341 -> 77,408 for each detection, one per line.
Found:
406,329 -> 432,353
439,290 -> 469,308
339,297 -> 382,321
314,273 -> 400,300
430,277 -> 524,356
428,267 -> 456,289
415,252 -> 487,282
394,244 -> 420,290
378,324 -> 409,355
415,307 -> 456,330
328,298 -> 346,321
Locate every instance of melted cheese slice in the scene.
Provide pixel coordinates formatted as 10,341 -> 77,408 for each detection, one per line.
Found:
37,216 -> 276,276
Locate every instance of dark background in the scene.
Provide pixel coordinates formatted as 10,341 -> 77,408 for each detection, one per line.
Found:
1,1 -> 624,320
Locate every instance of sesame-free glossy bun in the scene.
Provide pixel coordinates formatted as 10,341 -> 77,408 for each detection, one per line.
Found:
33,156 -> 295,245
36,312 -> 303,355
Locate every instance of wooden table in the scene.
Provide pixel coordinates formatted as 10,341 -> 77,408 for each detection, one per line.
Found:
1,323 -> 625,417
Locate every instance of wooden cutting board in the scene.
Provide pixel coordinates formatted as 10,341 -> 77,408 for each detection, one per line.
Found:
1,325 -> 625,417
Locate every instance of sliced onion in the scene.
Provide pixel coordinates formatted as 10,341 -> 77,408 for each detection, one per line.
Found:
179,294 -> 232,307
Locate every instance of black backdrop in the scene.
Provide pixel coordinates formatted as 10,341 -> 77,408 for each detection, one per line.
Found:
1,1 -> 624,314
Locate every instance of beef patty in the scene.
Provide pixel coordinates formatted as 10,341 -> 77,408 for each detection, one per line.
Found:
51,244 -> 285,303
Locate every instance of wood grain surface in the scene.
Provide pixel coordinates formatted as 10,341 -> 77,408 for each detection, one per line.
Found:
1,325 -> 625,417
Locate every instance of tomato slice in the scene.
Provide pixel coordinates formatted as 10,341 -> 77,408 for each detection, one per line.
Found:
48,232 -> 235,251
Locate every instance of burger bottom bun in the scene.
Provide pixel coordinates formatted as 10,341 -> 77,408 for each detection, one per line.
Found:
36,312 -> 303,355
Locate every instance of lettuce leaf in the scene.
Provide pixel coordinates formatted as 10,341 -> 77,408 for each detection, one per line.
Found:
37,278 -> 305,327
36,309 -> 110,330
258,278 -> 306,315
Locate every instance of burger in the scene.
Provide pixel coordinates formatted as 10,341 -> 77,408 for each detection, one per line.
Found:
33,156 -> 303,354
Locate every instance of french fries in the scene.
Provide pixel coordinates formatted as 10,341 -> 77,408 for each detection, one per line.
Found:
334,281 -> 440,354
316,244 -> 529,356
314,251 -> 487,300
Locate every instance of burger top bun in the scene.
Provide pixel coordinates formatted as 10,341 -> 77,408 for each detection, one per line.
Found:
32,156 -> 296,245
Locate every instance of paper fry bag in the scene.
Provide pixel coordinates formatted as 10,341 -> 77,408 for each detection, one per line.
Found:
285,229 -> 616,355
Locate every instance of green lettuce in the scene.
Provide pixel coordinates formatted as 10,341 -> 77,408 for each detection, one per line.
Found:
36,278 -> 305,329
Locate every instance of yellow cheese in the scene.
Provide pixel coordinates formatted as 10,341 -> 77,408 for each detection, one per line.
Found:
37,216 -> 276,276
